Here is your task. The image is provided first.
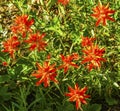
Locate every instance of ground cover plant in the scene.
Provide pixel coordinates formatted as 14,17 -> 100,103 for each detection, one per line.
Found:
0,0 -> 120,111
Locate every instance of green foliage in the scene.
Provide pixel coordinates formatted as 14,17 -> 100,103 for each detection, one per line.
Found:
0,0 -> 120,111
83,103 -> 102,111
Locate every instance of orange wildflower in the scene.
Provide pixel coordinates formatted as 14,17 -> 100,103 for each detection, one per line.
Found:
81,37 -> 96,47
59,53 -> 79,73
58,0 -> 69,5
2,62 -> 8,66
2,36 -> 20,58
91,3 -> 115,26
65,84 -> 90,110
32,61 -> 58,87
81,45 -> 106,71
25,32 -> 47,51
11,15 -> 34,37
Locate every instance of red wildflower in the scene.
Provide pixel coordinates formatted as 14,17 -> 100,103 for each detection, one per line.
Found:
2,62 -> 8,66
11,15 -> 34,37
65,84 -> 90,110
91,3 -> 115,26
81,37 -> 96,47
46,54 -> 51,60
81,45 -> 106,71
2,36 -> 20,58
25,32 -> 47,51
32,61 -> 58,87
58,0 -> 69,5
59,53 -> 79,73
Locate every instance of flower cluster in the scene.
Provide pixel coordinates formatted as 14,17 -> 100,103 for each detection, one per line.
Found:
0,1 -> 116,111
65,84 -> 90,110
81,37 -> 106,71
81,37 -> 96,47
32,61 -> 58,87
57,0 -> 115,27
11,15 -> 34,37
91,3 -> 115,26
31,53 -> 79,87
31,58 -> 89,110
59,53 -> 79,73
25,32 -> 47,51
2,15 -> 47,58
2,36 -> 20,58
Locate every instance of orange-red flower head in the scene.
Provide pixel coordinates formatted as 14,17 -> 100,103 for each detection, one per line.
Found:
59,53 -> 79,73
11,15 -> 34,37
91,3 -> 115,26
2,62 -> 8,66
2,36 -> 20,58
81,37 -> 96,47
25,32 -> 47,51
81,45 -> 106,71
32,61 -> 58,87
58,0 -> 69,5
65,84 -> 90,110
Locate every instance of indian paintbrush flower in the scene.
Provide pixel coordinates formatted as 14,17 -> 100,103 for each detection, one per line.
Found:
81,45 -> 106,71
91,3 -> 115,26
25,32 -> 47,51
65,84 -> 90,110
2,36 -> 20,58
81,37 -> 96,47
11,15 -> 34,37
32,61 -> 58,87
59,53 -> 79,73
2,62 -> 8,66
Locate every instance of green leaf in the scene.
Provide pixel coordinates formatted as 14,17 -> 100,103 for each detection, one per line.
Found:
0,24 -> 3,32
0,86 -> 11,103
105,97 -> 118,106
14,65 -> 23,75
64,102 -> 74,111
58,4 -> 65,15
89,104 -> 102,111
46,0 -> 57,8
45,27 -> 64,36
113,82 -> 120,89
0,75 -> 10,83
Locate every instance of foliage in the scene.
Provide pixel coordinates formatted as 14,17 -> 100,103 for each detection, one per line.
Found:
0,0 -> 120,111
